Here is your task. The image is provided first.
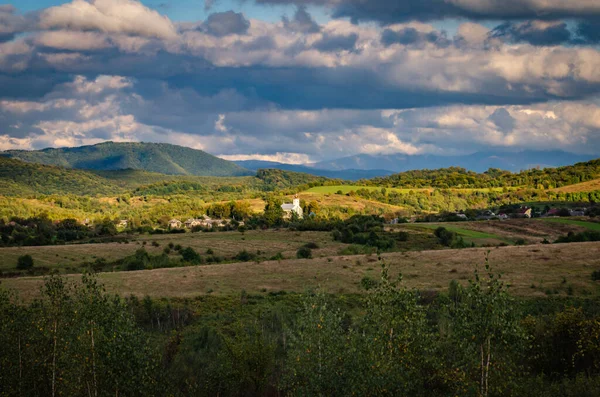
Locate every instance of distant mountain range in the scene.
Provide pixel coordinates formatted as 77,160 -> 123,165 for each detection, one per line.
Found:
308,151 -> 599,173
2,142 -> 253,177
234,160 -> 394,181
2,143 -> 597,180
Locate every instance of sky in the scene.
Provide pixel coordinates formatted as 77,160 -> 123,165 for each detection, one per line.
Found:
1,1 -> 600,164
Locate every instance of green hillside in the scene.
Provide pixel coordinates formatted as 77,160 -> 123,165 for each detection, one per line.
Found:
2,141 -> 253,177
367,159 -> 600,189
0,156 -> 124,196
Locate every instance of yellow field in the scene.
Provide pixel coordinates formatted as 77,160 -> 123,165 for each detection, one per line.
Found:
4,242 -> 600,301
553,179 -> 600,193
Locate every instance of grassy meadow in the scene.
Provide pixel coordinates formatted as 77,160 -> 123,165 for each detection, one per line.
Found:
3,241 -> 600,301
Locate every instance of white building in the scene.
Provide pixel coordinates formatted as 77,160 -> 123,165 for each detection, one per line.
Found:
281,197 -> 303,219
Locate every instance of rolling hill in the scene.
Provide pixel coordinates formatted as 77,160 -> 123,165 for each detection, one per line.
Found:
2,142 -> 253,177
235,160 -> 394,180
0,156 -> 125,196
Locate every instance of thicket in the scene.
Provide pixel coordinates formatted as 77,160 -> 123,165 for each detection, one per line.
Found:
3,263 -> 600,396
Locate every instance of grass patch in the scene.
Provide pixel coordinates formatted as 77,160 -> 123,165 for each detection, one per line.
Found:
540,218 -> 600,231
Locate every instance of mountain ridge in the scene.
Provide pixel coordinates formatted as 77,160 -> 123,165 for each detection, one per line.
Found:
308,150 -> 599,173
2,142 -> 253,177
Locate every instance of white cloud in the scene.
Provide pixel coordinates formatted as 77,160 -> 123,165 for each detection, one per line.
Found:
39,0 -> 178,39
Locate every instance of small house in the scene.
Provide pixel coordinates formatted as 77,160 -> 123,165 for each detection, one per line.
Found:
516,207 -> 532,218
184,218 -> 203,228
117,220 -> 128,228
168,219 -> 182,229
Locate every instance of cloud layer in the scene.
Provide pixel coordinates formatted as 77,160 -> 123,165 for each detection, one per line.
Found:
0,0 -> 599,161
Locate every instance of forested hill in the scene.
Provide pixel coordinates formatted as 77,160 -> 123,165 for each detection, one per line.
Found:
0,156 -> 125,196
367,159 -> 600,189
2,142 -> 253,177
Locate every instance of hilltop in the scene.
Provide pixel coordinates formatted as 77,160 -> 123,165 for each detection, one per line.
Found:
2,142 -> 253,177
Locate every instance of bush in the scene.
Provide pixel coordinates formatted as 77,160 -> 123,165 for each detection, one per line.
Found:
296,247 -> 312,259
303,242 -> 320,249
592,270 -> 600,281
235,250 -> 257,262
515,239 -> 527,246
397,231 -> 409,242
360,276 -> 379,290
180,247 -> 202,264
270,252 -> 284,261
16,254 -> 34,270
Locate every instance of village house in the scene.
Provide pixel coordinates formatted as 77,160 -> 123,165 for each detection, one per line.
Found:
281,197 -> 303,219
570,208 -> 586,217
184,218 -> 204,228
168,219 -> 182,229
117,220 -> 128,228
515,207 -> 532,218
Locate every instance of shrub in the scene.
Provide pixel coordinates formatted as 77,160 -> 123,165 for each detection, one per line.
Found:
206,248 -> 214,255
270,252 -> 284,261
296,247 -> 312,259
360,276 -> 379,290
515,239 -> 527,246
592,270 -> 600,281
235,250 -> 257,262
180,247 -> 202,264
397,231 -> 409,242
151,241 -> 160,247
17,254 -> 34,270
303,242 -> 320,249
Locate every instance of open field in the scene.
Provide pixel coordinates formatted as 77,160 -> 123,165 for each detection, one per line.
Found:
1,218 -> 594,272
0,230 -> 348,271
553,179 -> 600,193
540,218 -> 600,231
293,192 -> 407,212
401,219 -> 598,245
3,242 -> 600,301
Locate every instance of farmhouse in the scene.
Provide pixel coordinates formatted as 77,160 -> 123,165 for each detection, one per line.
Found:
184,218 -> 203,228
515,207 -> 532,219
281,197 -> 303,219
168,219 -> 182,229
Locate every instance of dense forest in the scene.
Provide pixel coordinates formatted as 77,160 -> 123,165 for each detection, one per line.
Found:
2,265 -> 600,396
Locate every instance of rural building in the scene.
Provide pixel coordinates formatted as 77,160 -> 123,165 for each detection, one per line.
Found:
570,209 -> 586,217
168,219 -> 182,229
184,218 -> 204,228
117,220 -> 128,228
281,197 -> 303,219
515,207 -> 532,218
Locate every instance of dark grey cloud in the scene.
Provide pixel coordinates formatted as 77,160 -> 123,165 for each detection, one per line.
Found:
490,21 -> 572,46
488,108 -> 515,132
381,28 -> 450,47
201,11 -> 250,36
283,6 -> 320,33
283,6 -> 320,34
256,0 -> 600,24
0,4 -> 29,42
575,19 -> 600,44
312,32 -> 358,52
